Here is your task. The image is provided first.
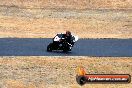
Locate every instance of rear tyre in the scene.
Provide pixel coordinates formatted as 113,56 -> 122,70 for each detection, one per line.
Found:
62,46 -> 69,52
63,49 -> 68,52
47,43 -> 53,52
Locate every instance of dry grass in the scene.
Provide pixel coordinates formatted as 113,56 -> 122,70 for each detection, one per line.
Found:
0,8 -> 132,38
0,0 -> 131,9
0,56 -> 132,88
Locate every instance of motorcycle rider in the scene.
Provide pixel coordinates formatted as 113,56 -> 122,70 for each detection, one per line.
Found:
64,31 -> 73,45
53,31 -> 73,47
47,31 -> 78,52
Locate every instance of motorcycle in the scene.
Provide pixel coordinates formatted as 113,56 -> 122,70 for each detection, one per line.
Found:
47,33 -> 78,52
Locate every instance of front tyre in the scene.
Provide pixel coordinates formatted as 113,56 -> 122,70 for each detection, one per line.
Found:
47,43 -> 53,52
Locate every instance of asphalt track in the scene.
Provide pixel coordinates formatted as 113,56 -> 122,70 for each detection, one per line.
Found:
0,38 -> 132,57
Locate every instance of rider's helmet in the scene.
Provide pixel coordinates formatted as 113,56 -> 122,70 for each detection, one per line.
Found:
66,31 -> 71,36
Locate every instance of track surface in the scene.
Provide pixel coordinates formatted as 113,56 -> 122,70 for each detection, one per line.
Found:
0,38 -> 132,57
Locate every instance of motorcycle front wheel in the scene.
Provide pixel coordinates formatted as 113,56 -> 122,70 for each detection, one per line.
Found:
47,43 -> 53,52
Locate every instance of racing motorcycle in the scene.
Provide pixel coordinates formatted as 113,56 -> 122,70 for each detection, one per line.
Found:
47,33 -> 78,52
